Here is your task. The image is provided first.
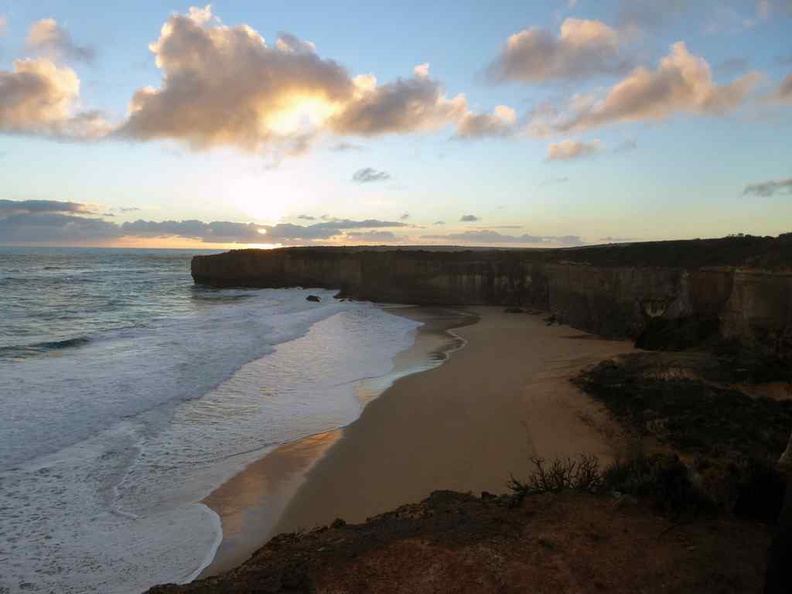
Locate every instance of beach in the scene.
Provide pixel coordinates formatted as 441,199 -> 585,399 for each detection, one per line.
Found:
201,306 -> 634,576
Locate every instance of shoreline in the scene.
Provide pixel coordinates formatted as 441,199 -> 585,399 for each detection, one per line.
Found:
195,306 -> 634,581
269,307 -> 634,537
198,305 -> 476,577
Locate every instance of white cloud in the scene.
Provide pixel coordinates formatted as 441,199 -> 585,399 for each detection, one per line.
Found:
546,139 -> 604,160
118,7 -> 518,155
530,42 -> 761,135
0,59 -> 109,138
486,18 -> 629,83
26,19 -> 94,63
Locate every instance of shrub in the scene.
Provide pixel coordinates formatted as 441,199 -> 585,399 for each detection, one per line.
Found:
508,455 -> 602,500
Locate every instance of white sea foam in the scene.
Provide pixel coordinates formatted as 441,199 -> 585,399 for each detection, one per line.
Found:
0,288 -> 420,593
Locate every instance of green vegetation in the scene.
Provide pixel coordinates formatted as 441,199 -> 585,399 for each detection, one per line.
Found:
566,352 -> 791,523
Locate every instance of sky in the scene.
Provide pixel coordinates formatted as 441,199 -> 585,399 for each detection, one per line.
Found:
0,0 -> 790,248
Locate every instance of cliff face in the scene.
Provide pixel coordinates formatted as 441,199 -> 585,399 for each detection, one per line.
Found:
192,244 -> 792,346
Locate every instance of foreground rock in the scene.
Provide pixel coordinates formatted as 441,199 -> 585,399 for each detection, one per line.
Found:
149,491 -> 768,593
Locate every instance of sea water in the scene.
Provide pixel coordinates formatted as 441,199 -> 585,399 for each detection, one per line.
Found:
0,247 -> 421,593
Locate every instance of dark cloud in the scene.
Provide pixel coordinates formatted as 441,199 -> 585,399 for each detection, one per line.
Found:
0,199 -> 410,245
434,220 -> 446,225
120,219 -> 267,243
460,214 -> 480,222
0,213 -> 118,243
743,177 -> 792,197
399,212 -> 410,220
352,167 -> 390,183
311,218 -> 409,229
0,199 -> 93,215
486,19 -> 630,83
297,214 -> 316,220
343,230 -> 398,242
422,229 -> 584,246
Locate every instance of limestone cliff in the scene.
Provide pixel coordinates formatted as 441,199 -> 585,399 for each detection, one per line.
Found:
191,236 -> 792,346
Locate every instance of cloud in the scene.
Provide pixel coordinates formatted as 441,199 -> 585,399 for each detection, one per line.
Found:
352,167 -> 390,183
117,8 -> 517,154
434,220 -> 445,225
617,0 -> 688,33
600,236 -> 635,243
742,177 -> 792,197
330,66 -> 480,138
0,199 -> 411,245
343,230 -> 397,242
311,218 -> 408,229
0,199 -> 94,215
460,214 -> 480,222
275,31 -> 317,54
121,219 -> 267,242
297,214 -> 316,220
530,42 -> 761,135
486,19 -> 629,83
399,212 -> 410,220
716,58 -> 750,76
0,213 -> 119,243
422,229 -> 585,246
546,139 -> 604,161
329,141 -> 364,151
614,138 -> 638,152
118,8 -> 354,153
769,74 -> 792,104
0,16 -> 6,36
26,19 -> 95,63
0,58 -> 110,138
455,105 -> 518,139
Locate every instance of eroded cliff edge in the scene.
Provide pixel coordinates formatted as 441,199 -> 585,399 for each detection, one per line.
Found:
192,235 -> 792,348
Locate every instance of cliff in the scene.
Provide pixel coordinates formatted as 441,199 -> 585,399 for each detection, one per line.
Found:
192,235 -> 792,348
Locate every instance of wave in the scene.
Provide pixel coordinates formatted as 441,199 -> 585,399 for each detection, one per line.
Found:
0,290 -> 422,593
0,336 -> 92,359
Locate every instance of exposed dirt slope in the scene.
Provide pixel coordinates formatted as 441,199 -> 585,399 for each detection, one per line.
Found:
149,490 -> 768,594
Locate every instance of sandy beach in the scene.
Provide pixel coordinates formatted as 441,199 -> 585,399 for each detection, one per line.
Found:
272,307 -> 634,533
201,306 -> 634,576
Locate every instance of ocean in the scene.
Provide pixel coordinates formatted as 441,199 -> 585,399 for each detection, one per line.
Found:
0,247 -> 422,593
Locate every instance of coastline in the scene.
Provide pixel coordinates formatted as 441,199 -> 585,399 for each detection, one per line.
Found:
270,307 -> 634,536
196,306 -> 633,581
199,305 -> 475,577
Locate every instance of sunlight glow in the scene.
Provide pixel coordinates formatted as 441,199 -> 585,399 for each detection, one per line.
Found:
266,97 -> 339,135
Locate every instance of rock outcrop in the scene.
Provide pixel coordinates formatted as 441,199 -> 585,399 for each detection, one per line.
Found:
192,236 -> 792,351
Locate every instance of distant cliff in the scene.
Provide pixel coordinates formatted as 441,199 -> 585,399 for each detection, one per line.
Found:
192,235 -> 792,347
